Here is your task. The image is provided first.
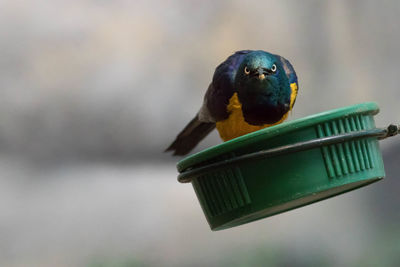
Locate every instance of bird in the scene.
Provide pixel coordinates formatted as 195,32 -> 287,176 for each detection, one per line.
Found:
166,50 -> 298,156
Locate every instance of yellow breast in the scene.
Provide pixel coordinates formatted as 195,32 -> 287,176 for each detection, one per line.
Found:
215,83 -> 298,141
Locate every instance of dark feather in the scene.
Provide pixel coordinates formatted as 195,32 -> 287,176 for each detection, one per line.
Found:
275,54 -> 299,106
203,50 -> 252,121
166,51 -> 251,155
165,115 -> 215,156
275,54 -> 298,85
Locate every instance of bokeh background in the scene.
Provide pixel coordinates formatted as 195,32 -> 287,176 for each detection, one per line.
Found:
1,0 -> 399,266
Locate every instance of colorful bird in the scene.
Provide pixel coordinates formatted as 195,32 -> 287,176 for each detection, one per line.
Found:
166,50 -> 298,156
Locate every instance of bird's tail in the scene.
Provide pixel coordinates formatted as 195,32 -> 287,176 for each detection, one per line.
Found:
165,115 -> 215,156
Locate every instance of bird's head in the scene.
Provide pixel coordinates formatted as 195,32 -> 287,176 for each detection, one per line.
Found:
234,51 -> 292,125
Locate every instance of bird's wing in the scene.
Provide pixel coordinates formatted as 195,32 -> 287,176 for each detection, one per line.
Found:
198,50 -> 252,122
275,55 -> 299,108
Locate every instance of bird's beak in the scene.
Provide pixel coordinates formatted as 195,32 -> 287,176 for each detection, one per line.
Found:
257,68 -> 266,80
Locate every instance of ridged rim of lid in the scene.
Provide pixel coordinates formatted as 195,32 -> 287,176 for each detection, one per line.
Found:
177,102 -> 379,173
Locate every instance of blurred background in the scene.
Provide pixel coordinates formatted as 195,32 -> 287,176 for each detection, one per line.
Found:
1,0 -> 399,266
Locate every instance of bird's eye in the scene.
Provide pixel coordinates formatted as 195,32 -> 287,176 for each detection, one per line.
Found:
244,66 -> 250,75
271,64 -> 277,73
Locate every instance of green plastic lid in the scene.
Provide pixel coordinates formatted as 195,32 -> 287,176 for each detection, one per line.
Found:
178,102 -> 379,173
177,102 -> 394,231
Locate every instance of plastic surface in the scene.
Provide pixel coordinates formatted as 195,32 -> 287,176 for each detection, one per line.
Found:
177,102 -> 386,231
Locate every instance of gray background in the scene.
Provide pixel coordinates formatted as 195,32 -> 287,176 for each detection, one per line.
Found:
0,0 -> 399,266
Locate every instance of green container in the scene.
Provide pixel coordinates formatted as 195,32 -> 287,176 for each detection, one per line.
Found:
177,103 -> 396,231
